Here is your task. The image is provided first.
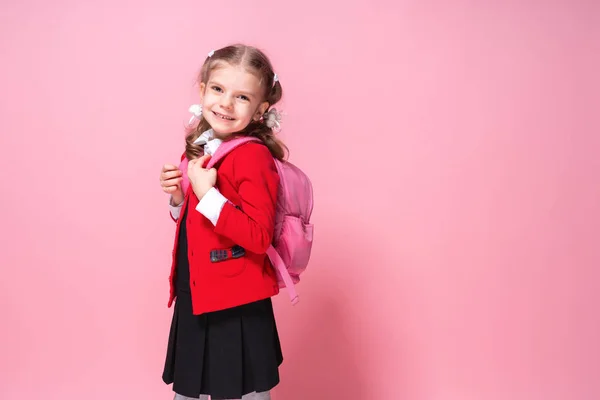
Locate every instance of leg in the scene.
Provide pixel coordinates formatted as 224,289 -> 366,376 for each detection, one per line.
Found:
209,391 -> 271,400
174,394 -> 210,400
242,392 -> 271,400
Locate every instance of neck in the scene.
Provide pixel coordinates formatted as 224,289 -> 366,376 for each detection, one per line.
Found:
212,131 -> 244,142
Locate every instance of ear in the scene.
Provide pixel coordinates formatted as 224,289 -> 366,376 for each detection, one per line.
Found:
199,82 -> 206,102
254,101 -> 270,121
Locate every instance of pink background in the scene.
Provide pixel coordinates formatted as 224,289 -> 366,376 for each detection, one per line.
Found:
1,1 -> 598,399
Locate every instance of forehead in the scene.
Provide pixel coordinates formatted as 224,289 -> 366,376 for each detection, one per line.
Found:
208,63 -> 264,93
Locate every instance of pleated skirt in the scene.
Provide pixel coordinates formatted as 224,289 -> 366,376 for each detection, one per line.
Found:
162,205 -> 283,399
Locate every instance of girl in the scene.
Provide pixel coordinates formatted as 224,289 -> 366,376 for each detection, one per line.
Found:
158,44 -> 286,400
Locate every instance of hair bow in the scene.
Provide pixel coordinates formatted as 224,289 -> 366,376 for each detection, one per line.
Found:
263,108 -> 283,132
188,104 -> 202,125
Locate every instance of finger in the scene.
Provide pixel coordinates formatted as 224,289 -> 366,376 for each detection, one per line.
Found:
189,156 -> 206,169
162,164 -> 179,172
163,177 -> 183,186
159,173 -> 169,183
163,185 -> 180,193
197,154 -> 211,167
162,178 -> 182,187
162,170 -> 183,180
161,178 -> 183,187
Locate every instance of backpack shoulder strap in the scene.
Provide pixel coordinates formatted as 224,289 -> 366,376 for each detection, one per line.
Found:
267,245 -> 300,305
206,136 -> 261,169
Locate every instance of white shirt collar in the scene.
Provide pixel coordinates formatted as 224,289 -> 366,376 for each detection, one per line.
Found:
193,129 -> 222,156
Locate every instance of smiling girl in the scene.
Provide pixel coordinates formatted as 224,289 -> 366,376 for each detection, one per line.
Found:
158,44 -> 286,400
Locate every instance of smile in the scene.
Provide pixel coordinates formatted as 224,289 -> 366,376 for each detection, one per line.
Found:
212,111 -> 235,121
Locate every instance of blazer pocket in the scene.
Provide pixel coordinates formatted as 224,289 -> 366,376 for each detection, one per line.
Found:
213,256 -> 247,278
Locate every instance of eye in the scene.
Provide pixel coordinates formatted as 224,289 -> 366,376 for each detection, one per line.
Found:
238,95 -> 250,101
211,86 -> 223,93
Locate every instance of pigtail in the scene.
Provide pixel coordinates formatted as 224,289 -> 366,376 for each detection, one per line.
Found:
184,119 -> 209,160
245,121 -> 288,161
253,72 -> 288,160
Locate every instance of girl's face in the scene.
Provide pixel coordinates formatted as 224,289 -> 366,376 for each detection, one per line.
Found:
200,63 -> 269,138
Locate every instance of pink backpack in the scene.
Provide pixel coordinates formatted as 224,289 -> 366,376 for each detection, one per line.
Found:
180,137 -> 314,305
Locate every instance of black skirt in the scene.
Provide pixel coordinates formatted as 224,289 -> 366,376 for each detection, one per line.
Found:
162,205 -> 283,399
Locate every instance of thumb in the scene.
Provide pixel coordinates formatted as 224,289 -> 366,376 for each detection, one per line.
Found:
197,154 -> 212,167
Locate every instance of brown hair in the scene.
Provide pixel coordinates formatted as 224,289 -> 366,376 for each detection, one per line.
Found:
184,44 -> 287,161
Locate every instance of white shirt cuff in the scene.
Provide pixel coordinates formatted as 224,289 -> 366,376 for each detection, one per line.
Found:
196,187 -> 228,226
169,196 -> 183,220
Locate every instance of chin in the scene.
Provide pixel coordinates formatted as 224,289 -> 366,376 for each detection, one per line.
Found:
213,130 -> 234,139
213,124 -> 248,137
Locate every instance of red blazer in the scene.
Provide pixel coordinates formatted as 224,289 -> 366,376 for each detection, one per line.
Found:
167,141 -> 280,315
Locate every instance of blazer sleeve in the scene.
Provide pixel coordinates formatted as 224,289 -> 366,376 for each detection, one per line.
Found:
168,151 -> 187,222
169,197 -> 183,221
213,144 -> 279,254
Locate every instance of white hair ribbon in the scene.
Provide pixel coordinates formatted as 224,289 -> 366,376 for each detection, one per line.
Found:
188,104 -> 202,125
263,108 -> 283,132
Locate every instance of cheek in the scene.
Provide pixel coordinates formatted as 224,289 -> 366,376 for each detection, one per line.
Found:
202,91 -> 220,105
201,95 -> 213,108
236,103 -> 255,118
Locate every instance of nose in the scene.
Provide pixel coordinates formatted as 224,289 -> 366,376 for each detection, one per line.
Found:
219,95 -> 233,110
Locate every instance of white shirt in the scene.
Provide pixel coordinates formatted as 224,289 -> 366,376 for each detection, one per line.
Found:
169,130 -> 227,226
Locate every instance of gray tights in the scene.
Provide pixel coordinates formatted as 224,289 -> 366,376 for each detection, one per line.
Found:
174,392 -> 271,400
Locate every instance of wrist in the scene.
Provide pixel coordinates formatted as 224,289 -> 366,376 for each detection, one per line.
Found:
194,185 -> 212,201
171,193 -> 184,206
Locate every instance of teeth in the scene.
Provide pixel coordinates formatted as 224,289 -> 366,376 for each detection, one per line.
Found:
214,112 -> 233,120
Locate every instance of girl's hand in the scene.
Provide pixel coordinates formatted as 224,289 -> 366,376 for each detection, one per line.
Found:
188,154 -> 217,200
160,164 -> 184,205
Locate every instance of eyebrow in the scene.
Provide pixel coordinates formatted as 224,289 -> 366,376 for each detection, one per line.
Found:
208,80 -> 256,99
